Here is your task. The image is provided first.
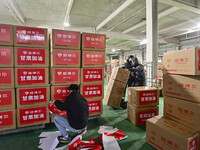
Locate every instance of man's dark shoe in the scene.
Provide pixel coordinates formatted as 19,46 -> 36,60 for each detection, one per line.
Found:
57,135 -> 71,144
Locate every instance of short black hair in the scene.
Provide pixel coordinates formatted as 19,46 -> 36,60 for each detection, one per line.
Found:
69,84 -> 79,92
129,55 -> 134,59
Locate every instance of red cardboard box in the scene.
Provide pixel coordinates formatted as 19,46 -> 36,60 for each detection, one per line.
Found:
80,83 -> 104,101
16,87 -> 50,108
0,109 -> 16,131
82,51 -> 105,68
0,46 -> 13,67
81,68 -> 104,84
51,85 -> 71,101
15,47 -> 49,67
0,24 -> 13,46
17,105 -> 49,127
15,68 -> 49,87
14,26 -> 48,48
82,33 -> 106,51
88,100 -> 102,116
52,29 -> 80,49
52,49 -> 80,68
0,68 -> 14,89
0,89 -> 15,110
51,68 -> 80,85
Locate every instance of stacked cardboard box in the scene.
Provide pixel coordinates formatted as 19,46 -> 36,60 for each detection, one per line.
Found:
0,24 -> 16,131
127,87 -> 159,125
14,26 -> 50,127
81,33 -> 105,116
104,67 -> 130,108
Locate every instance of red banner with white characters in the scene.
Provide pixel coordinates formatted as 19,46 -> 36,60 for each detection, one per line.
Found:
0,69 -> 12,84
17,68 -> 46,85
54,30 -> 80,47
82,68 -> 103,82
189,136 -> 199,150
82,84 -> 103,98
0,90 -> 12,106
137,109 -> 158,125
54,68 -> 79,83
19,88 -> 47,105
84,51 -> 105,65
0,48 -> 11,65
0,25 -> 10,42
88,100 -> 102,114
16,26 -> 45,45
55,50 -> 79,65
138,91 -> 158,105
83,34 -> 105,49
19,106 -> 47,124
53,86 -> 70,100
0,111 -> 13,127
17,48 -> 46,65
48,101 -> 67,117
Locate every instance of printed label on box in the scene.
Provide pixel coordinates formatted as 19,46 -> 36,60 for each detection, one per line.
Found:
16,27 -> 45,45
17,68 -> 45,85
83,34 -> 105,49
19,88 -> 47,105
138,109 -> 157,125
0,111 -> 13,127
19,106 -> 47,124
54,31 -> 79,47
83,68 -> 103,82
0,25 -> 10,42
189,136 -> 199,150
0,48 -> 11,64
17,48 -> 45,65
139,91 -> 158,105
0,69 -> 11,84
88,100 -> 101,114
0,90 -> 12,106
54,87 -> 70,100
84,52 -> 104,65
55,50 -> 79,65
82,84 -> 102,98
55,69 -> 79,83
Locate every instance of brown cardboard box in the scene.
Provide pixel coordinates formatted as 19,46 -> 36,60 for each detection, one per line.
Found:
14,26 -> 48,48
17,105 -> 50,128
164,96 -> 200,132
82,33 -> 106,51
157,62 -> 163,70
146,116 -> 199,150
14,47 -> 49,67
0,24 -> 13,46
51,85 -> 71,101
163,74 -> 200,103
107,79 -> 126,96
0,46 -> 14,67
16,87 -> 50,108
127,103 -> 158,125
15,68 -> 49,88
52,29 -> 80,50
104,90 -> 123,108
0,89 -> 15,110
110,67 -> 130,84
81,68 -> 104,84
128,87 -> 159,107
88,100 -> 102,116
0,109 -> 16,131
0,68 -> 14,89
51,68 -> 80,85
157,70 -> 163,78
163,48 -> 200,75
52,49 -> 80,68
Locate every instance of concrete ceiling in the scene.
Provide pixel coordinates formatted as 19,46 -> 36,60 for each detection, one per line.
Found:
0,0 -> 199,54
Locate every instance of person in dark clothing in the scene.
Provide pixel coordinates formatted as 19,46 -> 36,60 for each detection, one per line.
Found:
53,84 -> 89,143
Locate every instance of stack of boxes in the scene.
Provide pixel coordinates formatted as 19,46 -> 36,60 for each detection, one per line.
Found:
80,33 -> 105,116
14,26 -> 50,127
127,87 -> 159,125
104,67 -> 130,108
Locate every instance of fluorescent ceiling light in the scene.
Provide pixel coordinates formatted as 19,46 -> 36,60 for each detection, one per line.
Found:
64,22 -> 70,27
112,49 -> 116,52
140,39 -> 147,45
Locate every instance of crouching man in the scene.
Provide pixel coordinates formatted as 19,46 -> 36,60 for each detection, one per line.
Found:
53,84 -> 89,143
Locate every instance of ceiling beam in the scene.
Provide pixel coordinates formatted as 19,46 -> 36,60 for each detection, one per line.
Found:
159,0 -> 200,14
63,0 -> 74,27
115,40 -> 131,47
96,0 -> 137,31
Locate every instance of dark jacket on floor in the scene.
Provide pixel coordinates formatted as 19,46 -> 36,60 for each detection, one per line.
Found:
55,91 -> 89,130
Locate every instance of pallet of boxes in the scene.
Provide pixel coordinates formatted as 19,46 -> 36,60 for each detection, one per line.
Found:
146,48 -> 200,150
80,33 -> 105,117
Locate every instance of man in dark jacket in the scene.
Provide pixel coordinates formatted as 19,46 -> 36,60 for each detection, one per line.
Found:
53,84 -> 89,143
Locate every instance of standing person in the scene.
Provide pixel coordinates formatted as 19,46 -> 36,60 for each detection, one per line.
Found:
53,84 -> 89,143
